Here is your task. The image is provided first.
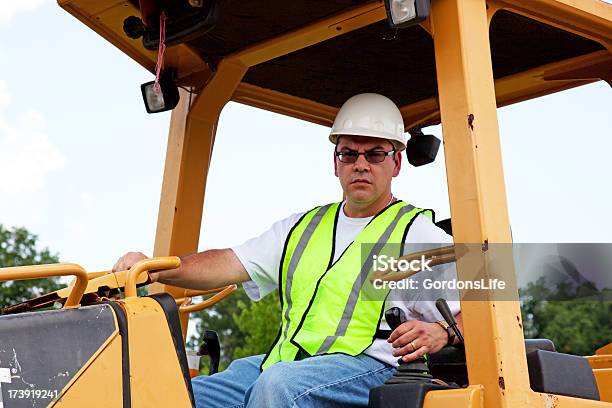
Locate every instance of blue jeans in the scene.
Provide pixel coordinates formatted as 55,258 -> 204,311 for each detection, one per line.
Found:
192,353 -> 395,408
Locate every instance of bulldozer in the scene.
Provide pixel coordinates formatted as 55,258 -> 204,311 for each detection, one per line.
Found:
0,0 -> 611,406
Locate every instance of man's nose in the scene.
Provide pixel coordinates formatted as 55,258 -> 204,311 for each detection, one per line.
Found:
353,153 -> 371,171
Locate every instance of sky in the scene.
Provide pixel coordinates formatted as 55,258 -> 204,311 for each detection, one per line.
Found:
0,0 -> 611,275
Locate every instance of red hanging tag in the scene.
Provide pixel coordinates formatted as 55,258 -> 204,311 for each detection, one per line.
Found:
153,11 -> 167,95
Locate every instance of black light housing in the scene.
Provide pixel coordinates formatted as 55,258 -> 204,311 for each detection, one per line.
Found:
140,71 -> 180,114
406,128 -> 440,166
384,0 -> 431,29
122,0 -> 218,50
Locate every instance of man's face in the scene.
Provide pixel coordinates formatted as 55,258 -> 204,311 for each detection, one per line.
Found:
334,135 -> 401,205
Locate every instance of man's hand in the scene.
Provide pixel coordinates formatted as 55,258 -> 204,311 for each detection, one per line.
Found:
112,252 -> 150,276
387,320 -> 448,363
113,251 -> 148,272
111,249 -> 250,290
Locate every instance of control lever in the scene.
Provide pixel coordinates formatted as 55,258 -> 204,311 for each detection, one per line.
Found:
384,307 -> 432,384
385,306 -> 407,332
435,298 -> 464,344
198,330 -> 220,375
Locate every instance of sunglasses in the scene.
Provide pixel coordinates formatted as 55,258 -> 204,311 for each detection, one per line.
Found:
335,149 -> 396,164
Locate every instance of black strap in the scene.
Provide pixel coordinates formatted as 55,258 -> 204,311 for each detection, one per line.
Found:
375,329 -> 392,339
100,302 -> 131,408
148,294 -> 195,407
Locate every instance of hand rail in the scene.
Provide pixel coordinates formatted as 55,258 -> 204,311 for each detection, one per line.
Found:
124,256 -> 181,298
0,263 -> 88,308
179,285 -> 237,314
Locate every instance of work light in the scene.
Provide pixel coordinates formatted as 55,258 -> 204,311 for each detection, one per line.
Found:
140,73 -> 180,114
384,0 -> 431,28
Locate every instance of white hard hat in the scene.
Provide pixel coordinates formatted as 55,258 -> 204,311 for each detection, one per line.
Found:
329,93 -> 406,151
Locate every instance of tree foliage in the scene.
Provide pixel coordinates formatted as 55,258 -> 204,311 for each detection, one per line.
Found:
189,288 -> 280,371
188,288 -> 250,369
233,291 -> 281,360
0,225 -> 61,306
520,277 -> 611,355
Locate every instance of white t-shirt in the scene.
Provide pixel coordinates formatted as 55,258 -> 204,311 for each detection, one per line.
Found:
231,201 -> 460,367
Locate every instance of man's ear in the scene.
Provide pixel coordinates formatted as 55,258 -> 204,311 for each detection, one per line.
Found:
392,151 -> 402,177
333,151 -> 339,177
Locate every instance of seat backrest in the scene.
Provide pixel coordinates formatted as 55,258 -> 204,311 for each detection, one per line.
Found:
428,339 -> 558,387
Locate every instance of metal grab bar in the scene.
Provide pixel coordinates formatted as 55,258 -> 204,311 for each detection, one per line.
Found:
0,263 -> 88,308
123,257 -> 236,312
124,256 -> 181,298
178,285 -> 237,314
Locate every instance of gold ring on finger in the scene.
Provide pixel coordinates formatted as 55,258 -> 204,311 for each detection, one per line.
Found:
410,341 -> 417,352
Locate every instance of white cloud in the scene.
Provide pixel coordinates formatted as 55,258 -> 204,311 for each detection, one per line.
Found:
0,0 -> 50,26
0,81 -> 10,108
80,191 -> 95,210
0,80 -> 65,223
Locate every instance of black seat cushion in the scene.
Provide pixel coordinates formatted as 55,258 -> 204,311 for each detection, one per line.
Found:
427,339 -> 558,386
527,349 -> 599,400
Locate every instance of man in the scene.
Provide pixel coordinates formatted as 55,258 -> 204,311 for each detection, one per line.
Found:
114,93 -> 462,408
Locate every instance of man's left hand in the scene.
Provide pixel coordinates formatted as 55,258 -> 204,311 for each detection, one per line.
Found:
387,320 -> 448,362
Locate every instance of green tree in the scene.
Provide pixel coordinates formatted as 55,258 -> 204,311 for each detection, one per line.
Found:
189,288 -> 250,370
0,225 -> 61,306
189,288 -> 280,372
233,291 -> 281,360
520,277 -> 612,355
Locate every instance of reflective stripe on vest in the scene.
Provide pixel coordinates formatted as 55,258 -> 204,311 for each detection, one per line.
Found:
261,201 -> 431,370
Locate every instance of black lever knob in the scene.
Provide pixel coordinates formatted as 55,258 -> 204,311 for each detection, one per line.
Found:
198,330 -> 220,375
385,307 -> 406,331
383,307 -> 432,384
435,298 -> 455,326
435,298 -> 464,343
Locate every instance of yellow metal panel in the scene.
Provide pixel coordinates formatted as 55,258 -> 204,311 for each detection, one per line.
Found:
597,343 -> 612,355
588,345 -> 612,403
231,2 -> 386,67
60,0 -> 611,130
153,60 -> 247,260
52,334 -> 124,407
493,51 -> 608,106
423,385 -> 484,408
495,0 -> 612,48
59,0 -> 209,79
122,297 -> 193,407
400,98 -> 441,129
536,392 -> 612,407
151,87 -> 191,261
593,369 -> 612,402
233,83 -> 338,127
236,46 -> 608,130
431,1 -> 530,408
587,354 -> 612,369
151,62 -> 247,335
59,0 -> 157,72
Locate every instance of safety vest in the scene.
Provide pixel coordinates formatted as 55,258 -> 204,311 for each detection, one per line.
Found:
261,200 -> 432,370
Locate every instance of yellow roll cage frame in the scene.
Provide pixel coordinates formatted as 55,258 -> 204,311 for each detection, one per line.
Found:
56,0 -> 612,406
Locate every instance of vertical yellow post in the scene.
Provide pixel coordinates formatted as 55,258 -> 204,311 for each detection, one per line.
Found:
431,0 -> 530,406
150,60 -> 247,336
